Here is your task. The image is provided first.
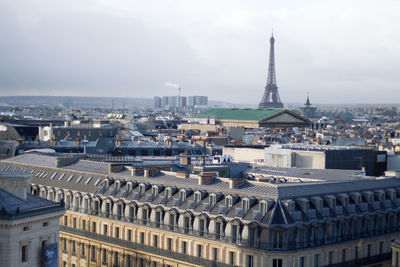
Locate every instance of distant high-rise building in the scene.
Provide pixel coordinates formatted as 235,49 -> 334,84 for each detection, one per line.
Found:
259,34 -> 284,109
154,97 -> 161,109
188,96 -> 195,107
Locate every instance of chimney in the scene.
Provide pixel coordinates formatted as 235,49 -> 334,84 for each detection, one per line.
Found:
229,178 -> 245,189
116,138 -> 121,147
199,172 -> 216,185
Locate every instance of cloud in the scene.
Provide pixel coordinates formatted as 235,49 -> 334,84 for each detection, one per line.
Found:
0,0 -> 399,104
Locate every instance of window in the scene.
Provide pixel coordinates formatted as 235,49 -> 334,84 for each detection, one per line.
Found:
167,238 -> 172,250
72,241 -> 76,254
229,251 -> 235,265
194,192 -> 201,205
199,219 -> 205,236
380,241 -> 384,254
102,248 -> 107,264
41,240 -> 47,247
127,255 -> 132,267
225,197 -> 232,208
213,248 -> 218,261
355,246 -> 358,260
127,229 -> 132,241
166,188 -> 172,200
73,218 -> 77,228
63,238 -> 67,252
140,232 -> 145,244
91,246 -> 96,261
209,195 -> 216,208
63,216 -> 68,226
103,224 -> 108,235
152,187 -> 158,198
82,219 -> 86,230
43,222 -> 49,227
184,216 -> 190,233
169,214 -> 175,230
59,173 -> 65,180
23,226 -> 30,231
273,231 -> 283,248
92,222 -> 96,233
232,224 -> 238,243
368,244 -> 372,257
105,203 -> 111,217
247,255 -> 254,267
215,221 -> 221,239
314,254 -> 319,267
114,252 -> 119,266
81,243 -> 86,257
179,190 -> 186,202
115,227 -> 120,238
260,201 -> 267,216
117,205 -> 122,220
342,249 -> 346,263
182,241 -> 187,254
328,251 -> 333,265
197,244 -> 202,257
300,256 -> 305,267
155,211 -> 161,227
153,235 -> 158,247
21,244 -> 28,262
273,259 -> 282,267
242,199 -> 250,213
50,172 -> 57,179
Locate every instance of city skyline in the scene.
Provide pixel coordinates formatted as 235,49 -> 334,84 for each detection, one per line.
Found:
0,0 -> 399,104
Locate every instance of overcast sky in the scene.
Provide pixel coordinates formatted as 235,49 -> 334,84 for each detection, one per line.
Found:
0,0 -> 399,104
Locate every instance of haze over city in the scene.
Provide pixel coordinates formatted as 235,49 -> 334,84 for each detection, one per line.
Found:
0,0 -> 399,104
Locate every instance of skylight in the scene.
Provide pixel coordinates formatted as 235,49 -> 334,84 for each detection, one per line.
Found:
50,172 -> 57,179
67,174 -> 74,182
94,178 -> 101,186
76,176 -> 83,183
85,177 -> 92,184
59,173 -> 65,180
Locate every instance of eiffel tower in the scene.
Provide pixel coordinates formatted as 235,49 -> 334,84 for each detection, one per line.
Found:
258,33 -> 283,109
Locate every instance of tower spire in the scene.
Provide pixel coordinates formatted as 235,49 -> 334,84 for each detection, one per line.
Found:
258,32 -> 283,109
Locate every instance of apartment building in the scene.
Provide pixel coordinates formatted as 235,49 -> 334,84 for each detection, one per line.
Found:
1,152 -> 399,267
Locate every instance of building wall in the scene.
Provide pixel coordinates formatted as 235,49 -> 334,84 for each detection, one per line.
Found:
293,150 -> 326,169
223,146 -> 265,164
0,214 -> 62,267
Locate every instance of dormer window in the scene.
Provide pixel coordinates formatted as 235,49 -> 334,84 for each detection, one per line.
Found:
259,202 -> 267,216
242,199 -> 250,214
225,197 -> 232,208
209,195 -> 216,208
179,190 -> 186,202
166,188 -> 172,200
152,187 -> 158,198
194,192 -> 201,205
139,184 -> 146,196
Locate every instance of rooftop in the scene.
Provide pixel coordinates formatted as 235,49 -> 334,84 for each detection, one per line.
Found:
198,108 -> 282,121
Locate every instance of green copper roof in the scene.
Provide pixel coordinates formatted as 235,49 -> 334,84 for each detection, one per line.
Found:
198,108 -> 283,121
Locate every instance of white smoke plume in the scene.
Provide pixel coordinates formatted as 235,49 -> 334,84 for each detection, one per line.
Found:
165,82 -> 180,89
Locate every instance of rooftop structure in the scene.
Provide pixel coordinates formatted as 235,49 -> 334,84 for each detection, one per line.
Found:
1,153 -> 399,266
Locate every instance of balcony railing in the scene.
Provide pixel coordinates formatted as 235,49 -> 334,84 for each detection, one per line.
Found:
60,225 -> 234,267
